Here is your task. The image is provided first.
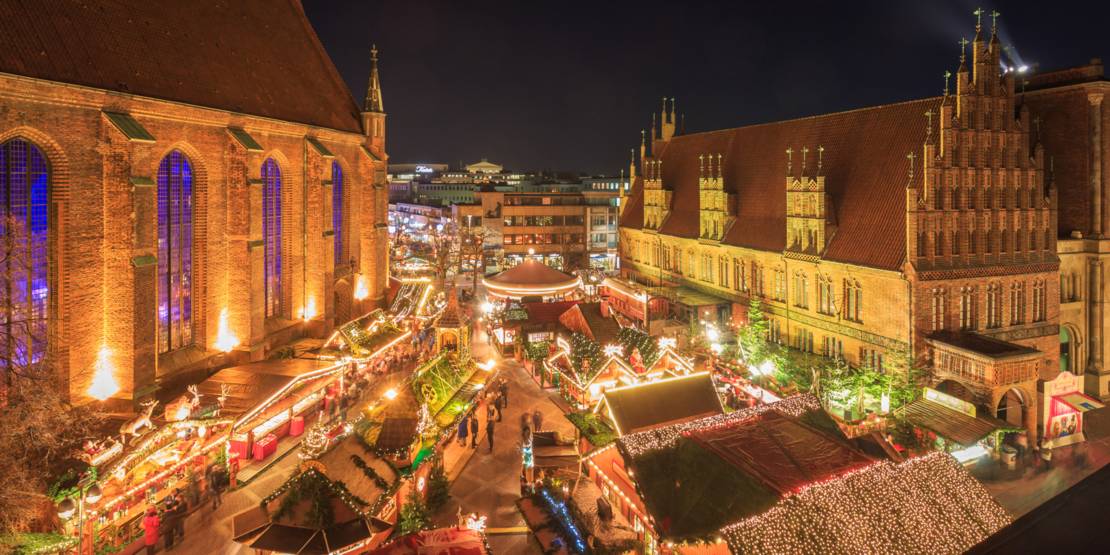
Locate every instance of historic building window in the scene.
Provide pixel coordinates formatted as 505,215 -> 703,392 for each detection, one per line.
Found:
733,258 -> 746,292
860,347 -> 883,372
157,151 -> 194,353
986,282 -> 1002,328
718,256 -> 729,288
332,162 -> 344,267
795,327 -> 814,353
751,262 -> 764,297
843,279 -> 862,322
1032,279 -> 1047,322
769,319 -> 782,344
934,230 -> 944,256
959,286 -> 976,330
822,336 -> 843,360
792,271 -> 809,309
772,267 -> 786,302
1061,272 -> 1079,302
262,158 -> 283,318
1009,281 -> 1025,326
0,138 -> 49,366
931,288 -> 947,331
817,274 -> 834,315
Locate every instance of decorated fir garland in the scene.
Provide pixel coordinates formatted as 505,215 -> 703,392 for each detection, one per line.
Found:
262,467 -> 370,528
349,454 -> 390,490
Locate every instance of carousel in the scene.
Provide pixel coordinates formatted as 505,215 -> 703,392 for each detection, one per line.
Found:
481,258 -> 581,301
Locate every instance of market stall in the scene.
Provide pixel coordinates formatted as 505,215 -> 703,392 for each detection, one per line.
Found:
898,388 -> 1020,464
1042,371 -> 1105,448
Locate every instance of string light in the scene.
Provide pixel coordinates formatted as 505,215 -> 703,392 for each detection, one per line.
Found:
619,394 -> 822,458
720,452 -> 1011,554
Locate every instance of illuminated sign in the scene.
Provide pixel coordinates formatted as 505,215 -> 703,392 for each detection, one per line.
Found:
415,165 -> 435,174
923,387 -> 976,418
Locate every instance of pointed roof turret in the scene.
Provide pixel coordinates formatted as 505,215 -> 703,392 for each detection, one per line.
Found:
364,45 -> 384,113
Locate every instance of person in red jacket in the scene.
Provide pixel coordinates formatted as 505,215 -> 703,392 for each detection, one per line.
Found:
141,507 -> 160,555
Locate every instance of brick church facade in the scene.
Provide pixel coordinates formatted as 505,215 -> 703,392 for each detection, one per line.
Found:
618,17 -> 1108,441
0,0 -> 389,406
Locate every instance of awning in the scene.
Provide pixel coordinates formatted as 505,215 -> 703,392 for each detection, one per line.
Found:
901,398 -> 1018,446
1054,392 -> 1105,413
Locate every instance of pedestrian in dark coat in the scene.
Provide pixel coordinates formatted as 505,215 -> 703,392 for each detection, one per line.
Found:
532,409 -> 543,432
457,417 -> 469,446
494,394 -> 503,422
499,380 -> 509,407
469,414 -> 479,448
486,419 -> 496,452
171,489 -> 186,539
486,400 -> 495,421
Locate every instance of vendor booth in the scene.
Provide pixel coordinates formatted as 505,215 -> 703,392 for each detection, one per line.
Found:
1042,371 -> 1105,448
899,387 -> 1021,464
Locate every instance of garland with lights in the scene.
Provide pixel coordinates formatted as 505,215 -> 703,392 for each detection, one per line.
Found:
619,394 -> 822,458
264,468 -> 369,529
720,452 -> 1011,555
536,488 -> 587,554
617,327 -> 659,368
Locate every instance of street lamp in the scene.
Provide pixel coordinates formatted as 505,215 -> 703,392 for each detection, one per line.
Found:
57,478 -> 101,555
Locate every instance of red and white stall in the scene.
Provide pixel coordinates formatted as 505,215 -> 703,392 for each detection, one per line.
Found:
1043,370 -> 1105,448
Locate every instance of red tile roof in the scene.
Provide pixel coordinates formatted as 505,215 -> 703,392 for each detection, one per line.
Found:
0,0 -> 363,133
622,98 -> 942,270
522,300 -> 578,324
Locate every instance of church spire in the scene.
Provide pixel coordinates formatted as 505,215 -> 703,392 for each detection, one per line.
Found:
364,45 -> 384,113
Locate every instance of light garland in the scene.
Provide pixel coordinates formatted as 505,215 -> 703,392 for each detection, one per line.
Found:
618,394 -> 822,458
720,452 -> 1011,555
539,488 -> 588,554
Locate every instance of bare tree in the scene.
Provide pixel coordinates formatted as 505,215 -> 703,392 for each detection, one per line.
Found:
427,221 -> 459,289
0,215 -> 103,534
460,227 -> 489,295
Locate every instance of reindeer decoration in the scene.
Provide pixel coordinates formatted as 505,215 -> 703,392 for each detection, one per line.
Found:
166,385 -> 202,422
119,399 -> 158,444
215,384 -> 231,417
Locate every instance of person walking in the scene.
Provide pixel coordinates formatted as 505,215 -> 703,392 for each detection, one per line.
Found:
171,489 -> 186,541
486,418 -> 496,453
532,409 -> 543,432
469,414 -> 479,448
161,498 -> 177,550
206,463 -> 226,510
494,393 -> 503,422
486,398 -> 495,421
457,416 -> 469,447
499,379 -> 509,408
142,507 -> 160,555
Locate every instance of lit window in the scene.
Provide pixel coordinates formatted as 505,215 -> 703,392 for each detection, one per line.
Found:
263,158 -> 283,318
1,138 -> 49,366
157,151 -> 194,353
332,162 -> 344,266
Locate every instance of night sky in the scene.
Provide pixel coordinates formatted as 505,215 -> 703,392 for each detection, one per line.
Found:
304,0 -> 1109,175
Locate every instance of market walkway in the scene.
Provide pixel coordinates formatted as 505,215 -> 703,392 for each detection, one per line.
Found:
429,321 -> 575,554
979,405 -> 1110,518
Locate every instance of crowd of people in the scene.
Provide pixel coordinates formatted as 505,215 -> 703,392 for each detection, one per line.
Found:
456,377 -> 512,453
140,461 -> 228,554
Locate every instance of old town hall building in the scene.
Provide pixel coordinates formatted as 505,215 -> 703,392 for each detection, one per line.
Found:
619,18 -> 1108,441
0,0 -> 389,406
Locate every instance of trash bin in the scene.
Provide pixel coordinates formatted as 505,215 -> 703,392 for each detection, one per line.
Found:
1001,446 -> 1017,470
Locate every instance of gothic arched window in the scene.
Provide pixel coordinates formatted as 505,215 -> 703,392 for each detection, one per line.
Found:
157,151 -> 193,353
1,138 -> 49,366
262,158 -> 283,318
332,162 -> 344,267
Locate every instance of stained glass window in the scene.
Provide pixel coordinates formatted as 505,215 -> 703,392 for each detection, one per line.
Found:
263,158 -> 282,318
332,162 -> 343,267
157,151 -> 194,353
0,139 -> 49,368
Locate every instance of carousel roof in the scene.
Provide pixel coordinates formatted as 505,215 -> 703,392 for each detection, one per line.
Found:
483,259 -> 580,296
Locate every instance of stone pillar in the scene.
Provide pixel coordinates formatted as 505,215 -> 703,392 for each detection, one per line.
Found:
1087,259 -> 1107,398
1090,93 -> 1104,236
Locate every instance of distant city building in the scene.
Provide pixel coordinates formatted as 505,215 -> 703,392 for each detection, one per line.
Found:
465,158 -> 504,174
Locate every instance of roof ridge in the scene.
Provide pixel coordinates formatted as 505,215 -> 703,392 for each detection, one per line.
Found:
673,95 -> 942,140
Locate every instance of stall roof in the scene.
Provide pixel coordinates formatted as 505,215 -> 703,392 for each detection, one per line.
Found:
1054,392 -> 1105,413
522,300 -> 579,325
194,358 -> 334,419
901,398 -> 1017,446
377,417 -> 418,452
601,372 -> 724,435
647,285 -> 729,308
575,302 -> 623,344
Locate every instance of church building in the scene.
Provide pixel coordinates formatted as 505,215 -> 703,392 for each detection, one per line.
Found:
0,0 -> 390,407
617,14 -> 1110,442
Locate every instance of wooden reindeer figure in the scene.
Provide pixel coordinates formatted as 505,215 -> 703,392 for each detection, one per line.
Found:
215,384 -> 231,417
119,399 -> 158,444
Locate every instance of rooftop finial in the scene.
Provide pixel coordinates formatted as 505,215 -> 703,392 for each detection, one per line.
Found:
699,154 -> 705,177
943,70 -> 952,96
786,147 -> 793,176
990,9 -> 1000,32
907,151 -> 917,181
817,145 -> 824,173
364,44 -> 384,112
925,109 -> 935,142
801,146 -> 809,174
973,7 -> 984,31
716,153 -> 723,179
959,38 -> 969,65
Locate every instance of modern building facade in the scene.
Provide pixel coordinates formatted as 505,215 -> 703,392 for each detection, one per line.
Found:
615,20 -> 1095,441
0,0 -> 390,406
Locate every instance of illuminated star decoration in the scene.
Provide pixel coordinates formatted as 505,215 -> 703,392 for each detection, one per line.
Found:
657,337 -> 677,350
603,344 -> 624,358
